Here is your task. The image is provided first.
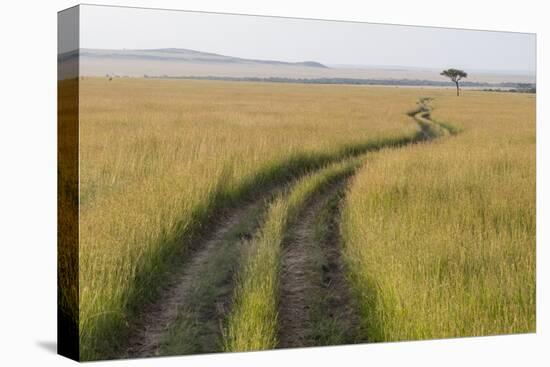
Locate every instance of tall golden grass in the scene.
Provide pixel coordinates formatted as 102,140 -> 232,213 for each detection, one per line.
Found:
73,77 -> 535,358
341,90 -> 535,341
77,78 -> 422,359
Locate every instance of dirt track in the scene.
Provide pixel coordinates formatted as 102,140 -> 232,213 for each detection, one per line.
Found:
125,197 -> 268,358
278,181 -> 359,348
122,98 -> 451,357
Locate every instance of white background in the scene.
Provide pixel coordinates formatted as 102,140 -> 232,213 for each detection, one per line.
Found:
0,0 -> 547,365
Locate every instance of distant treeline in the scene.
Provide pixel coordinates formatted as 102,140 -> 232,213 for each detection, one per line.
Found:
145,74 -> 536,91
480,87 -> 536,94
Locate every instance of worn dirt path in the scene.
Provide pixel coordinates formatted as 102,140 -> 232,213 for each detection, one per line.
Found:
122,98 -> 452,357
124,197 -> 268,358
277,185 -> 338,347
278,181 -> 359,348
277,98 -> 452,348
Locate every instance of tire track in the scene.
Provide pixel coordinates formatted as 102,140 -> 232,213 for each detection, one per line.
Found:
278,180 -> 359,348
121,98 -> 454,357
124,197 -> 270,358
277,98 -> 453,348
277,184 -> 341,347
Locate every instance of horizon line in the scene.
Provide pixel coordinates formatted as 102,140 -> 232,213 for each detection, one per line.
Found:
76,47 -> 536,75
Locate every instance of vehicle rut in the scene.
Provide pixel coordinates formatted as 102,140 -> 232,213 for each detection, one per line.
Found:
121,98 -> 453,357
276,98 -> 452,347
124,197 -> 268,358
278,180 -> 359,348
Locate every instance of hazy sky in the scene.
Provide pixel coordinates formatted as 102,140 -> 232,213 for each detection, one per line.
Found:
80,4 -> 536,74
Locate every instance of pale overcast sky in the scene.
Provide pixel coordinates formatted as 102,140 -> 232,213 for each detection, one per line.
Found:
79,4 -> 536,74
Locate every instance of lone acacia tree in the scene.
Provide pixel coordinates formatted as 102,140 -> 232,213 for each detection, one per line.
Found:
441,68 -> 468,96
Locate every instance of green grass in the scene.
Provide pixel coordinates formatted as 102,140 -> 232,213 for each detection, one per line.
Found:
223,158 -> 363,352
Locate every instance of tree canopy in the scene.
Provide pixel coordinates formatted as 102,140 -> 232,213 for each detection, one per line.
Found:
441,68 -> 468,82
441,69 -> 468,96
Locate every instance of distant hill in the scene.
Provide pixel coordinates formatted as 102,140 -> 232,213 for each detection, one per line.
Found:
58,47 -> 535,85
77,48 -> 329,69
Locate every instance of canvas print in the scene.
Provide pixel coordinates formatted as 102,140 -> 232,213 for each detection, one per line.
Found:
58,4 -> 536,362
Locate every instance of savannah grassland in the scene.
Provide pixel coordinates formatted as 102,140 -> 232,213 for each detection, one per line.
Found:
77,78 -> 419,358
341,91 -> 536,341
71,77 -> 535,359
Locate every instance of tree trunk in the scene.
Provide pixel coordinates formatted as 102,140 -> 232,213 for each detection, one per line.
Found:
456,82 -> 460,96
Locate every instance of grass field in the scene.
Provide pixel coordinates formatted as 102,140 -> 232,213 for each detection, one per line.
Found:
68,77 -> 536,360
77,78 -> 424,359
341,91 -> 536,341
